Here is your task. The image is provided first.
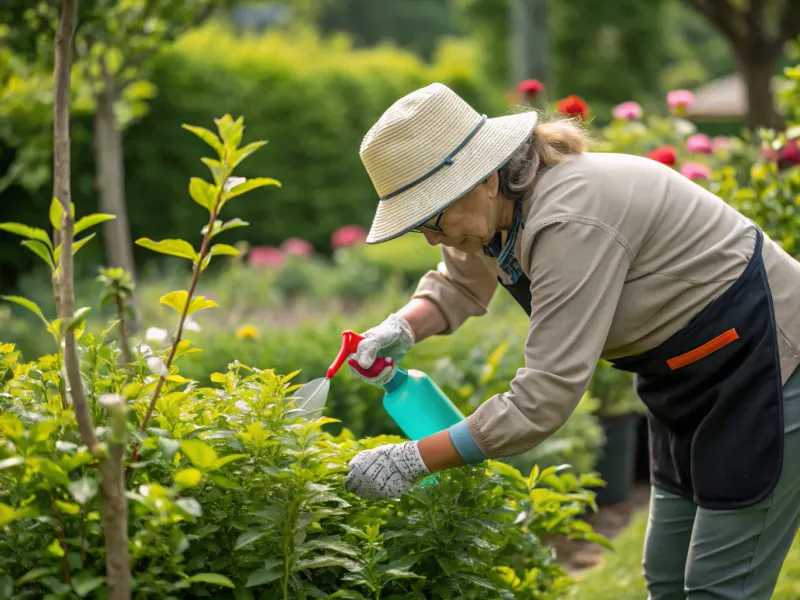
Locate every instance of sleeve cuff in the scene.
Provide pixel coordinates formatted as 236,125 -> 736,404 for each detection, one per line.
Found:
448,420 -> 486,465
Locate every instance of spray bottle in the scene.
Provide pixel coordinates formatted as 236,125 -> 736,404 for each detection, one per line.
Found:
326,330 -> 465,440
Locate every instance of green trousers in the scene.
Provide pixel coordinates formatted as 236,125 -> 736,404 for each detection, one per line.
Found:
643,367 -> 800,600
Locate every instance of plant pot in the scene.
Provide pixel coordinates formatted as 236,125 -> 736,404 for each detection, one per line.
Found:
635,414 -> 651,482
594,413 -> 639,507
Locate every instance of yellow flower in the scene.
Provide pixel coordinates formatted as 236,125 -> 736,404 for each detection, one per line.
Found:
236,324 -> 260,340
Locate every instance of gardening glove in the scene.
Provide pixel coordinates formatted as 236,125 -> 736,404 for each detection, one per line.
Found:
347,313 -> 415,387
344,441 -> 430,500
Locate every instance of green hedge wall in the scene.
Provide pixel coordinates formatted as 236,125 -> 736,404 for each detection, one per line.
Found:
0,24 -> 503,287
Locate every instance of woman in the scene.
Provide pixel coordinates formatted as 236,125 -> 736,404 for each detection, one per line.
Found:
343,83 -> 800,599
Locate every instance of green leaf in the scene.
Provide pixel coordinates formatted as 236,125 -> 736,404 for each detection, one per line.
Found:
0,222 -> 52,247
181,440 -> 218,469
72,574 -> 105,597
49,198 -> 63,231
74,213 -> 115,235
214,454 -> 247,470
71,233 -> 97,256
67,307 -> 91,332
1,295 -> 49,327
16,567 -> 55,586
234,530 -> 265,551
175,497 -> 203,518
21,240 -> 54,269
189,177 -> 218,211
135,238 -> 198,261
231,141 -> 267,169
69,478 -> 98,505
201,157 -> 226,186
158,437 -> 181,461
208,474 -> 240,489
175,468 -> 203,488
31,458 -> 69,486
0,456 -> 25,470
187,573 -> 235,588
0,503 -> 35,526
219,218 -> 249,235
160,291 -> 218,316
245,567 -> 282,587
182,124 -> 224,156
46,539 -> 64,557
327,591 -> 367,599
224,177 -> 281,201
208,243 -> 240,258
294,555 -> 356,571
54,500 -> 80,516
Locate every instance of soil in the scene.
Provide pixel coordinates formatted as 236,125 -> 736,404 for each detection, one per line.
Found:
552,483 -> 651,577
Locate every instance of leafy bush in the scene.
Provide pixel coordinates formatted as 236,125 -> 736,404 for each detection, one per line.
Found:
0,113 -> 608,599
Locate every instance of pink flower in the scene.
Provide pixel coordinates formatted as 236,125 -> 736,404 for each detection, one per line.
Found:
612,101 -> 643,121
686,133 -> 713,154
680,162 -> 712,181
712,136 -> 731,152
248,246 -> 285,268
667,90 -> 694,115
331,225 -> 367,249
280,237 -> 314,257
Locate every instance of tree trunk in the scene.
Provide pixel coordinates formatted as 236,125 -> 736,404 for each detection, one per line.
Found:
93,76 -> 141,330
93,82 -> 136,279
735,45 -> 782,130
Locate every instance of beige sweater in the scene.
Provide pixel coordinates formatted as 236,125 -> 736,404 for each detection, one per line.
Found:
412,152 -> 800,459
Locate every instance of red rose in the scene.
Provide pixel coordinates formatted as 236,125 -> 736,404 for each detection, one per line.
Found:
647,146 -> 677,166
780,139 -> 800,167
248,246 -> 285,269
516,79 -> 544,97
556,95 -> 588,121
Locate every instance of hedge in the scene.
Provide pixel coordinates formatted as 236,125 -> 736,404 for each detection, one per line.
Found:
0,23 -> 503,288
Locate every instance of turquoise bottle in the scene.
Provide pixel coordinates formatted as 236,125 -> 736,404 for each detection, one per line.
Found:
326,331 -> 466,440
381,367 -> 464,440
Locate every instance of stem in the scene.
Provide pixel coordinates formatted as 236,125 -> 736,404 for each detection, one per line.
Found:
101,395 -> 131,599
79,517 -> 87,565
114,287 -> 133,370
50,496 -> 72,585
54,0 -> 99,452
137,201 -> 221,432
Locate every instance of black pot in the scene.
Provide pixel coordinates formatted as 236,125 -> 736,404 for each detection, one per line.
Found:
594,413 -> 639,507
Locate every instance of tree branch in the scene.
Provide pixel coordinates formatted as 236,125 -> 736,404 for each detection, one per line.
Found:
684,0 -> 745,48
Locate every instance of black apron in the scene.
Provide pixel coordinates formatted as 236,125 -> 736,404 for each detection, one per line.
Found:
499,226 -> 784,510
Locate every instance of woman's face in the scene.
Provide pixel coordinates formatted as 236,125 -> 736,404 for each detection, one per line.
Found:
419,171 -> 505,254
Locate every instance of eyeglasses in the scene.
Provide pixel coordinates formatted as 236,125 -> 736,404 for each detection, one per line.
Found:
410,211 -> 445,234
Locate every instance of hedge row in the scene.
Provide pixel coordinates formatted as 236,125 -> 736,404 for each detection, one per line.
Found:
0,24 -> 503,287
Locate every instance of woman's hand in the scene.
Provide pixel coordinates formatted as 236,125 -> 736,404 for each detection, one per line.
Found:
344,432 -> 466,500
347,313 -> 415,386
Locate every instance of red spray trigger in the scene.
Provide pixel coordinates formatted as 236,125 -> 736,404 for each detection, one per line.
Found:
327,330 -> 392,379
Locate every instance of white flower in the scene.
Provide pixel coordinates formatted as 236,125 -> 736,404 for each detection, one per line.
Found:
224,177 -> 246,192
184,317 -> 201,332
674,118 -> 697,137
146,356 -> 169,378
99,393 -> 123,409
145,327 -> 169,343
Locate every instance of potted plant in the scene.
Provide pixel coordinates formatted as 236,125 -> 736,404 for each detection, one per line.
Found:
588,360 -> 646,506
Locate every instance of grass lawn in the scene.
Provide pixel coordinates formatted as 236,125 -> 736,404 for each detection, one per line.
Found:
568,509 -> 800,598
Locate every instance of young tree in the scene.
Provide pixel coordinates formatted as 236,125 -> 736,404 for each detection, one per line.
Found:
0,1 -> 230,326
683,0 -> 800,128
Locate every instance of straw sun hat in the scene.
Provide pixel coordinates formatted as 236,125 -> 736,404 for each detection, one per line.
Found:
359,82 -> 539,244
